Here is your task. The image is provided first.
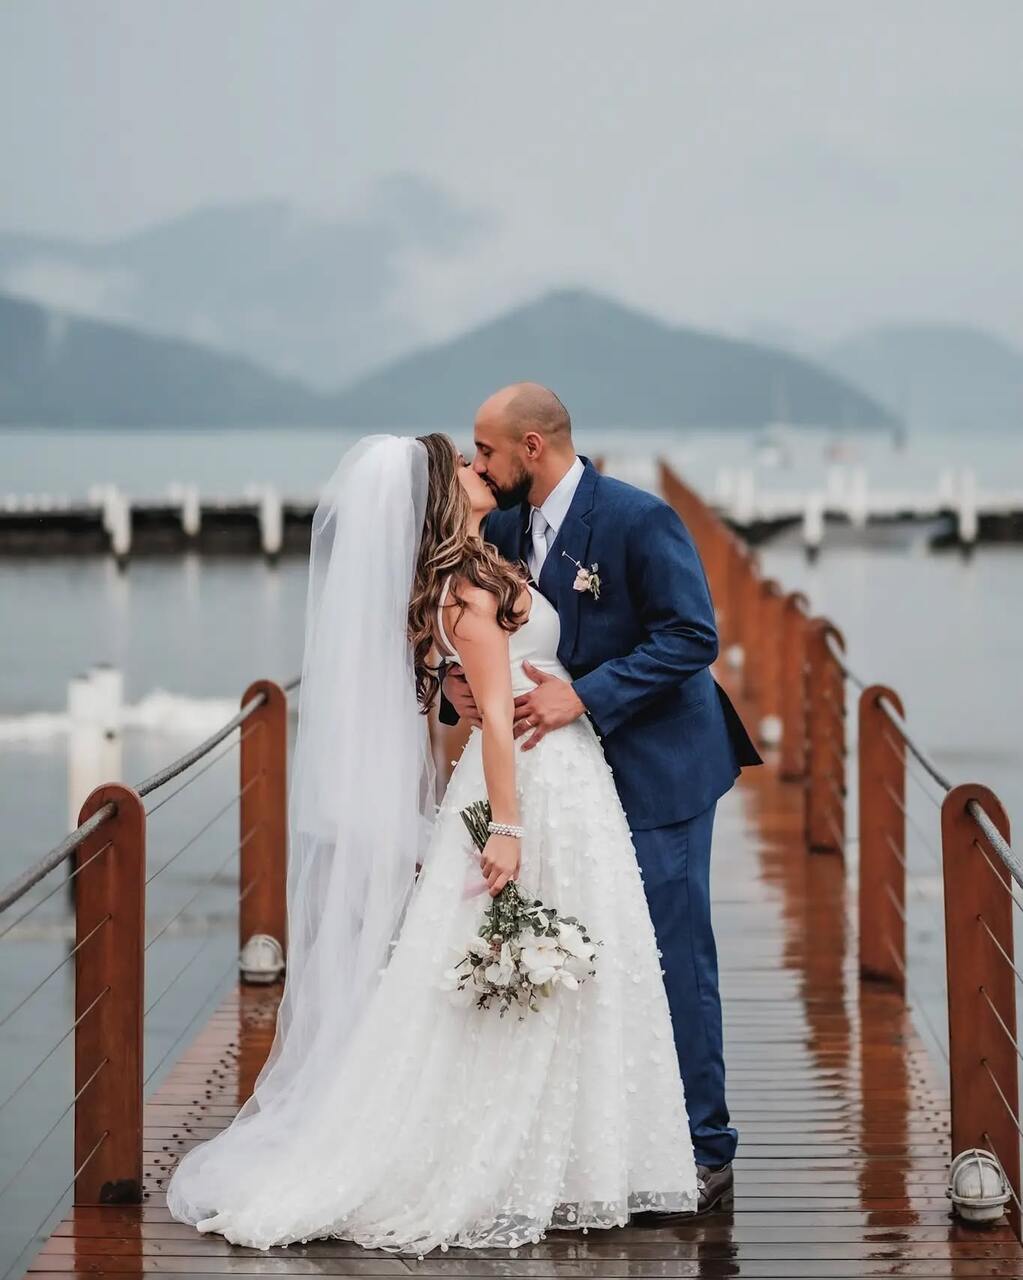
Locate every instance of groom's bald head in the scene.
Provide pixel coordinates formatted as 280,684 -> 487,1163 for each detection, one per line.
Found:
479,382 -> 572,444
472,382 -> 577,510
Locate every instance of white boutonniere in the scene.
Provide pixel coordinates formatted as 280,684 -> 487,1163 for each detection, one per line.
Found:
562,551 -> 601,600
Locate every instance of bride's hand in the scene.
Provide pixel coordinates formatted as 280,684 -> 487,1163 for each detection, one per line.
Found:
479,833 -> 520,897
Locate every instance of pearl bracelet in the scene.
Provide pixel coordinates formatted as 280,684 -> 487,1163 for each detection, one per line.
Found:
487,821 -> 525,839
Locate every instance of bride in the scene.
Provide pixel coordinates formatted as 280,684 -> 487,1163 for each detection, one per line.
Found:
166,432 -> 698,1254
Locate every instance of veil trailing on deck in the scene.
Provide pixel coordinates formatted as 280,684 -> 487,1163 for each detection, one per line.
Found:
166,434 -> 436,1227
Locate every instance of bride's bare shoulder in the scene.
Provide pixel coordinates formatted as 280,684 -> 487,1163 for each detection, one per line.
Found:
442,578 -> 498,626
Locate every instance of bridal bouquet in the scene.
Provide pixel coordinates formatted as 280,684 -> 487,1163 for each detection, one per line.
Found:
441,800 -> 599,1017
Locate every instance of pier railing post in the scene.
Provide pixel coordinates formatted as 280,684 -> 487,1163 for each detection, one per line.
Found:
858,686 -> 906,989
756,578 -> 785,746
239,680 -> 288,973
718,535 -> 741,652
805,618 -> 846,854
740,562 -> 762,703
727,543 -> 755,675
779,592 -> 809,780
73,785 -> 146,1205
941,784 -> 1020,1237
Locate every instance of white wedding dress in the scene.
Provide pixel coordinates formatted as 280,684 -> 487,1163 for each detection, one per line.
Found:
168,579 -> 697,1254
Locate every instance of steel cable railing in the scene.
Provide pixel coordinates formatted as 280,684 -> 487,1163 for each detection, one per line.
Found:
142,930 -> 256,1092
976,915 -> 1023,987
0,1055 -> 108,1206
879,776 -> 945,873
980,987 -> 1023,1064
0,1127 -> 109,1280
982,1060 -> 1023,1145
822,632 -> 1021,1233
985,1130 -> 1023,1220
0,839 -> 111,946
143,719 -> 261,818
829,629 -> 1017,883
133,686 -> 270,799
145,772 -> 261,887
0,985 -> 108,1118
145,822 -> 262,952
0,912 -> 109,1032
0,670 -> 300,1261
661,460 -> 1021,1235
1,670 -> 300,917
971,802 -> 1023,889
144,872 -> 262,1023
0,809 -> 115,915
883,934 -> 951,1066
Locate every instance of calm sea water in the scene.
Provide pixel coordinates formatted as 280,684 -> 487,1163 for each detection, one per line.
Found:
0,423 -> 1020,1274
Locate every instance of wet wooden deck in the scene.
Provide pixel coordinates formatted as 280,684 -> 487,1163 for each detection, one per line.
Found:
26,676 -> 1023,1278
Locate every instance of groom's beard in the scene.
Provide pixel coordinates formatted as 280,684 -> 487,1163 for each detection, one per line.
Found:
492,467 -> 532,511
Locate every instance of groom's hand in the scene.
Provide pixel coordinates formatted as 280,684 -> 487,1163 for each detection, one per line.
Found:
514,661 -> 585,750
442,663 -> 482,728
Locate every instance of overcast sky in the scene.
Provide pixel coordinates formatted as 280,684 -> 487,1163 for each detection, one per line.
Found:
1,0 -> 1020,350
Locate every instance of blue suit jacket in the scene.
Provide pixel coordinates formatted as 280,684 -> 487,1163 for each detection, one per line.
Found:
442,457 -> 762,830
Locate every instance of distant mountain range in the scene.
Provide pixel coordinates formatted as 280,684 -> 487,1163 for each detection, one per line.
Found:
328,289 -> 893,429
6,282 -> 1019,433
0,292 -> 324,426
1,287 -> 897,429
824,323 -> 1023,433
2,197 -> 1019,434
0,182 -> 490,389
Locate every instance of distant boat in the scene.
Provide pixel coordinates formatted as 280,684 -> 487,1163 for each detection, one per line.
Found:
756,376 -> 797,466
754,423 -> 795,468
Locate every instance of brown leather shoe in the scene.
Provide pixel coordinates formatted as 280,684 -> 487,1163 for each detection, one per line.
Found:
628,1163 -> 735,1226
694,1161 -> 734,1216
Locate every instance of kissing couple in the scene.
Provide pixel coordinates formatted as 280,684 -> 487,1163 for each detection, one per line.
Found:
167,382 -> 762,1254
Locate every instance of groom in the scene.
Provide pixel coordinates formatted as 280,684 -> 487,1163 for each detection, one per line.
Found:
440,382 -> 762,1215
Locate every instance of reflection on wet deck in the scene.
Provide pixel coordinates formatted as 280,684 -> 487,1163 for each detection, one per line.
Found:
27,673 -> 1023,1278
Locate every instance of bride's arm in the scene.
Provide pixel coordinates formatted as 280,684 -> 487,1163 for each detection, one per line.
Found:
445,582 -> 521,897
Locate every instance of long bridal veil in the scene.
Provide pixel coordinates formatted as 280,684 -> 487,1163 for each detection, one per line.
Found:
167,434 -> 436,1226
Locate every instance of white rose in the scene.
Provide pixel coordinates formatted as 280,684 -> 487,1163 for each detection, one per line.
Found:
556,970 -> 580,991
467,936 -> 492,958
563,954 -> 593,979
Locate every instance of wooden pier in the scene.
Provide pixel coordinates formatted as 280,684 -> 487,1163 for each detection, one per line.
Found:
702,466 -> 1023,550
5,465 -> 1023,560
0,488 -> 316,559
4,463 -> 1023,1278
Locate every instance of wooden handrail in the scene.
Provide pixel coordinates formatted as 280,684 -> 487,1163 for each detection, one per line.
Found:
51,677 -> 292,1208
658,458 -> 1021,1237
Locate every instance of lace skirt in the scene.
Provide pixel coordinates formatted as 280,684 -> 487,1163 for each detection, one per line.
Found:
168,717 -> 698,1253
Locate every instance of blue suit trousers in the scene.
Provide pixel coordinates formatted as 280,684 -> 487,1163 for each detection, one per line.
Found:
631,801 -> 738,1168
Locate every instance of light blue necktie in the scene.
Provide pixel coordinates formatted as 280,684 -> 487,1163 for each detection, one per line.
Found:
529,508 -> 553,581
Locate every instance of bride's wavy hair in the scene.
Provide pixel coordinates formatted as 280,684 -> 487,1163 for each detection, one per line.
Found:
409,433 -> 529,714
